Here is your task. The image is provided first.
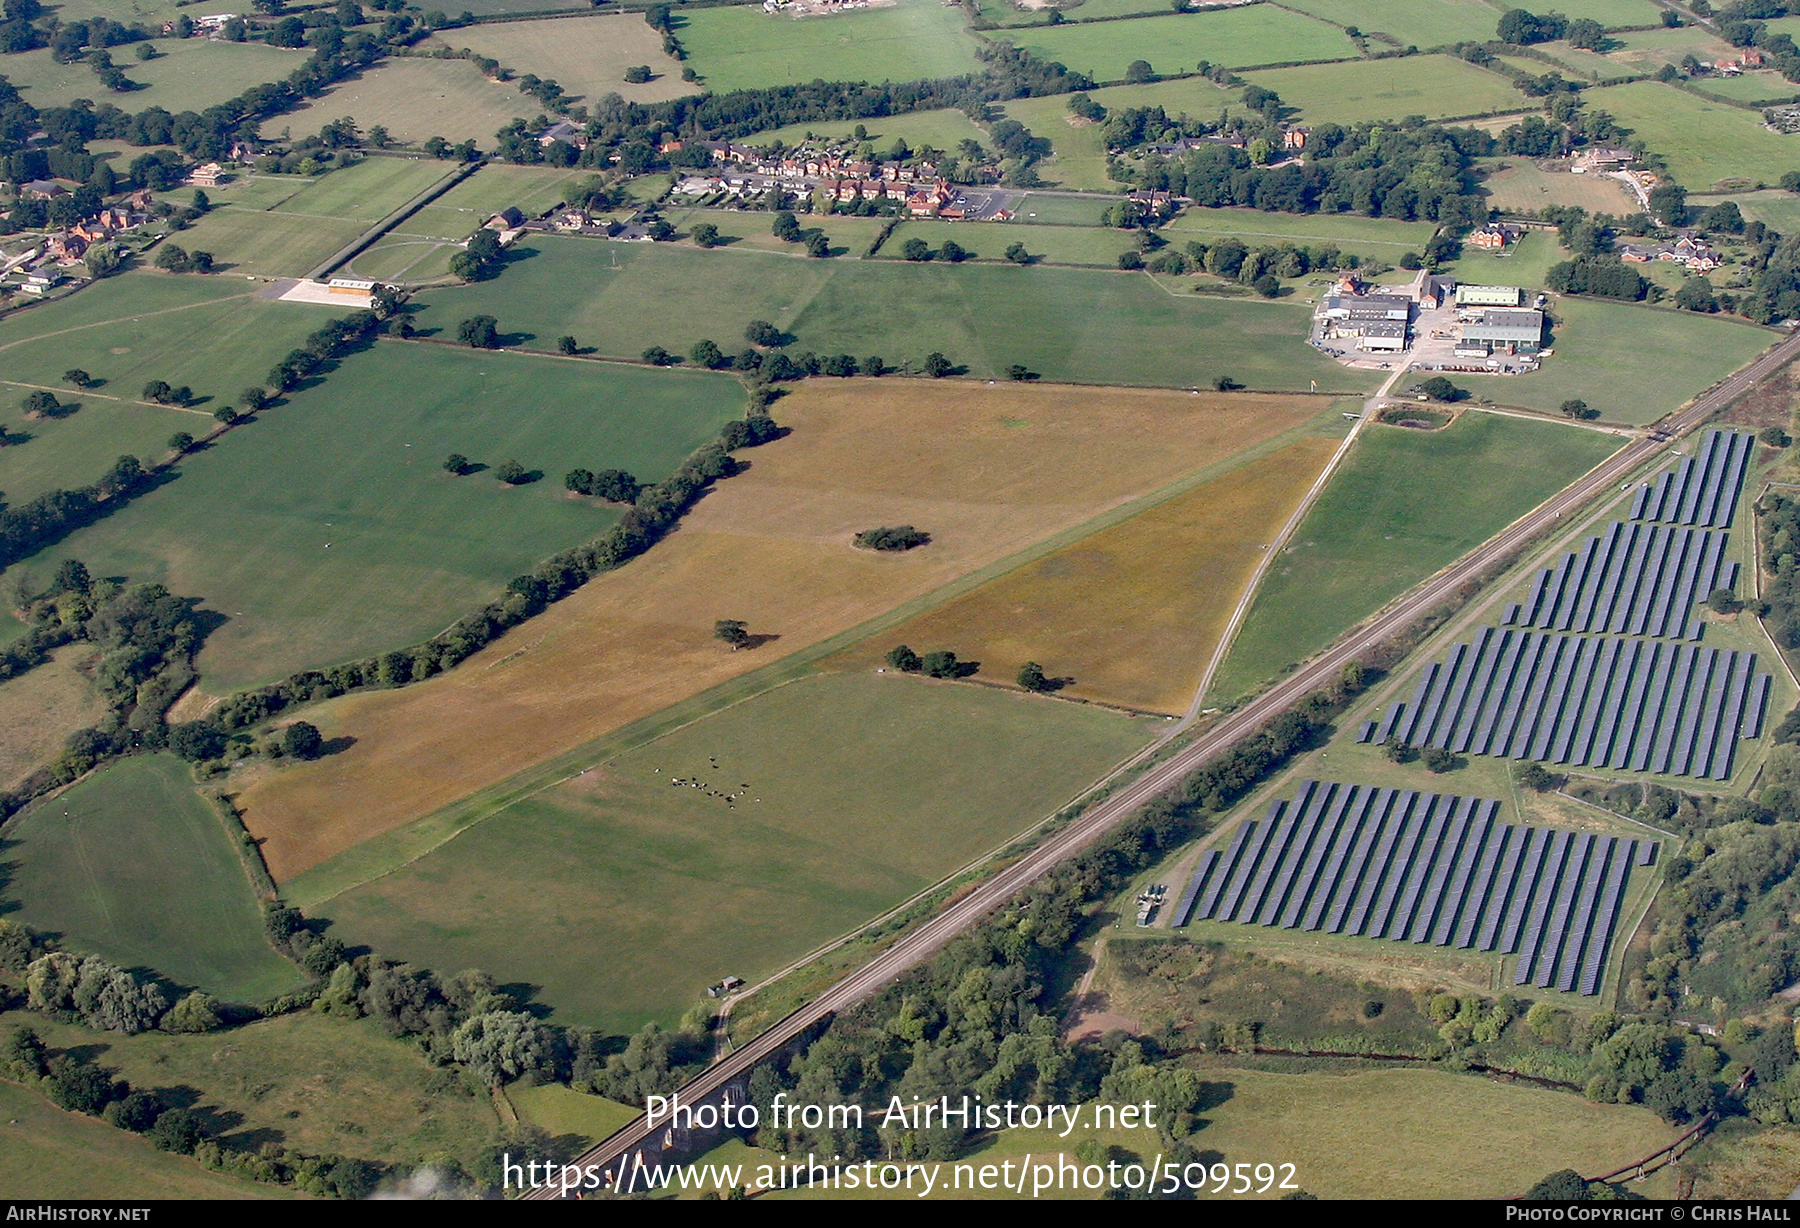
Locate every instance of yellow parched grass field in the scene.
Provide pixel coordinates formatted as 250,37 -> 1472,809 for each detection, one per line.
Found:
235,380 -> 1332,881
826,434 -> 1339,713
0,647 -> 104,790
434,14 -> 699,106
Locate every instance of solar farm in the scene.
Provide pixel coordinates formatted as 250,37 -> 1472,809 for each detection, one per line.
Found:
1362,431 -> 1771,782
1171,781 -> 1656,996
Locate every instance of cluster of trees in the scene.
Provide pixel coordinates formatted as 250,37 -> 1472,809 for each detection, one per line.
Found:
885,644 -> 973,679
1546,254 -> 1647,300
449,229 -> 505,282
152,243 -> 214,274
267,308 -> 385,392
900,236 -> 966,263
1123,121 -> 1488,226
0,453 -> 147,572
563,467 -> 640,502
1758,491 -> 1800,654
682,329 -> 892,381
853,525 -> 929,552
164,409 -> 787,752
1496,8 -> 1607,50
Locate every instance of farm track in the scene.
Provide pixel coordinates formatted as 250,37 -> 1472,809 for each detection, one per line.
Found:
530,328 -> 1800,1197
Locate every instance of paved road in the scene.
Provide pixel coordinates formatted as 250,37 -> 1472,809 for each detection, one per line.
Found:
527,328 -> 1800,1199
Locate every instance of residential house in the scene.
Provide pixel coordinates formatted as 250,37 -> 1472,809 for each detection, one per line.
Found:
187,163 -> 224,188
538,118 -> 587,149
1281,125 -> 1311,150
1465,223 -> 1522,251
21,179 -> 65,199
1127,188 -> 1175,216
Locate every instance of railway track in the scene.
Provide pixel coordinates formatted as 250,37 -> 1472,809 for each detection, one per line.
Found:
526,329 -> 1800,1199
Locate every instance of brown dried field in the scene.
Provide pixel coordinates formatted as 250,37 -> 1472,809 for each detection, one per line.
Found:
0,647 -> 104,789
826,434 -> 1339,714
236,380 -> 1332,882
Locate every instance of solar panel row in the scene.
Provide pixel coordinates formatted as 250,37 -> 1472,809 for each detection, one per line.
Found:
1392,629 -> 1768,781
1174,781 -> 1651,995
1517,521 -> 1734,642
1629,429 -> 1755,529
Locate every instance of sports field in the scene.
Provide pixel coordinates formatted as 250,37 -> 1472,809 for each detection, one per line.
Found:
0,37 -> 300,114
1453,297 -> 1775,425
738,108 -> 988,154
352,165 -> 592,280
237,380 -> 1331,885
0,275 -> 347,462
0,1082 -> 280,1200
1,755 -> 303,1001
830,432 -> 1338,712
1162,205 -> 1439,257
406,235 -> 1373,391
1011,6 -> 1356,82
0,648 -> 105,789
291,56 -> 540,147
173,157 -> 456,278
438,14 -> 700,105
1242,55 -> 1527,124
0,1008 -> 500,1171
1273,0 -> 1501,49
47,343 -> 745,692
676,0 -> 982,93
878,218 -> 1138,267
1479,158 -> 1641,215
1584,80 -> 1800,189
314,670 -> 1158,1028
944,1067 -> 1676,1201
1212,413 -> 1624,701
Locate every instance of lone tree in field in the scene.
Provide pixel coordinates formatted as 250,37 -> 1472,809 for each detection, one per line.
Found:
937,239 -> 966,264
805,231 -> 830,259
920,649 -> 964,679
901,237 -> 930,262
281,720 -> 323,760
62,369 -> 92,388
241,387 -> 270,412
167,431 -> 193,453
771,211 -> 801,242
1422,745 -> 1458,773
557,335 -> 579,356
1560,398 -> 1599,420
1416,375 -> 1465,403
1709,587 -> 1744,615
444,453 -> 471,475
1516,762 -> 1562,792
1017,661 -> 1049,692
691,222 -> 719,248
624,64 -> 652,83
1004,241 -> 1030,264
744,319 -> 783,348
923,352 -> 953,378
213,406 -> 238,425
459,315 -> 500,349
714,619 -> 750,650
21,390 -> 60,416
887,644 -> 921,672
854,525 -> 930,552
142,379 -> 172,403
1213,375 -> 1242,391
690,338 -> 724,369
494,459 -> 528,484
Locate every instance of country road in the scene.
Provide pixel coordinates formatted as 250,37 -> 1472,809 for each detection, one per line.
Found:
526,327 -> 1800,1199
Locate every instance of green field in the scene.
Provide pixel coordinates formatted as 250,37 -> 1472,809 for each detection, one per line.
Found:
0,1008 -> 500,1172
879,217 -> 1137,267
270,157 -> 452,223
1447,228 -> 1566,288
1010,6 -> 1357,82
0,399 -> 200,504
1243,55 -> 1527,123
407,235 -> 1376,392
1454,296 -> 1775,425
167,210 -> 367,279
0,37 -> 300,114
1720,190 -> 1800,234
1513,44 -> 1638,82
2,755 -> 303,1002
739,107 -> 989,154
42,342 -> 745,691
676,0 -> 982,93
509,1083 -> 639,1148
666,208 -> 890,256
436,13 -> 699,105
0,1082 -> 281,1200
412,163 -> 588,226
1164,204 -> 1439,256
1688,73 -> 1800,106
1553,0 -> 1665,25
1586,80 -> 1800,189
1605,25 -> 1736,70
312,670 -> 1160,1029
1011,192 -> 1117,225
291,55 -> 540,147
1273,0 -> 1503,49
995,94 -> 1117,191
1212,413 -> 1623,701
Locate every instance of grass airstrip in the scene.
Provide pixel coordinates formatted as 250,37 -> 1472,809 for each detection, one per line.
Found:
829,431 -> 1341,713
1212,412 -> 1625,702
433,14 -> 699,106
1,755 -> 303,1002
407,235 -> 1373,392
48,341 -> 745,692
240,381 -> 1336,885
316,670 -> 1157,1029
